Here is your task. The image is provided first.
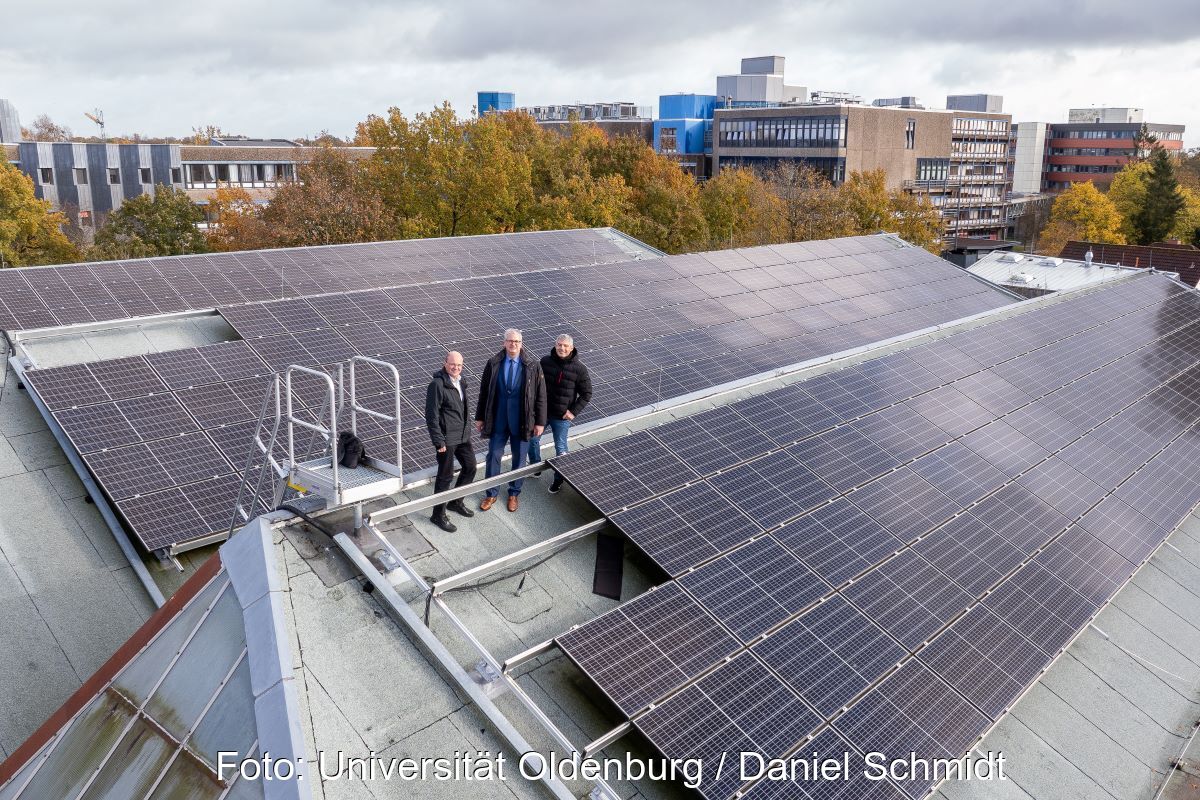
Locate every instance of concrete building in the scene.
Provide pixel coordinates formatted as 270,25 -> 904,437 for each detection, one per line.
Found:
1010,121 -> 1050,194
1068,106 -> 1143,124
0,98 -> 21,143
713,102 -> 1013,239
947,93 -> 1004,113
716,55 -> 807,107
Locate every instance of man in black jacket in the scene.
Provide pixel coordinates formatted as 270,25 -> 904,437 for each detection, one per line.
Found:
530,334 -> 592,493
425,351 -> 477,533
475,329 -> 547,512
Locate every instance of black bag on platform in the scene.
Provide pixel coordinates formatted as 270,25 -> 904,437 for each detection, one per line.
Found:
336,431 -> 366,469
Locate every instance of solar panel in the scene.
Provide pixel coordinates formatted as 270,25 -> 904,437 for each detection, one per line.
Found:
550,273 -> 1200,800
0,229 -> 648,333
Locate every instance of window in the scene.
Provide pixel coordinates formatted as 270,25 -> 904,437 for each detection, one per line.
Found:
140,167 -> 152,184
74,168 -> 88,185
905,119 -> 916,149
108,168 -> 120,184
171,167 -> 182,184
916,158 -> 949,182
39,167 -> 53,185
717,115 -> 847,149
660,127 -> 678,154
215,164 -> 230,182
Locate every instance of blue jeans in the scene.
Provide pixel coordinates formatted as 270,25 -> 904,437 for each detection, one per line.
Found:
484,429 -> 529,498
529,418 -> 571,463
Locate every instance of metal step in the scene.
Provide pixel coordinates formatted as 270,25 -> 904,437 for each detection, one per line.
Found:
290,457 -> 403,506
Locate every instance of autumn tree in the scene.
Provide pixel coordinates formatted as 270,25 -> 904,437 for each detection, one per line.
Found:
21,114 -> 72,142
206,185 -> 272,251
1106,161 -> 1150,242
1131,147 -> 1186,245
1131,124 -> 1159,164
261,147 -> 395,247
764,162 -> 854,242
0,163 -> 79,266
91,186 -> 208,260
1037,181 -> 1124,254
1177,149 -> 1200,194
839,169 -> 943,251
619,149 -> 708,254
699,168 -> 781,248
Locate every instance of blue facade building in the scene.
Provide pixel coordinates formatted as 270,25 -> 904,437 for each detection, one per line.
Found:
478,91 -> 516,114
654,94 -> 719,158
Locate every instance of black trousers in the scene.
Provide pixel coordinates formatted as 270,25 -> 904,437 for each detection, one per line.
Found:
433,441 -> 477,517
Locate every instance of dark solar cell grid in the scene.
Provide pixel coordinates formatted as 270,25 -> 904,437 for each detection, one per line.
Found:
556,583 -> 740,715
772,499 -> 903,587
754,595 -> 905,717
968,483 -> 1070,555
710,451 -> 834,530
848,404 -> 949,463
679,537 -> 829,642
909,442 -> 1007,507
982,562 -> 1092,656
917,604 -> 1050,720
1015,457 -> 1107,521
636,653 -> 819,800
833,659 -> 990,800
848,468 -> 958,545
1079,491 -> 1169,563
911,512 -> 1024,598
842,549 -> 973,650
1033,526 -> 1133,608
647,416 -> 742,476
905,385 -> 994,438
788,427 -> 900,494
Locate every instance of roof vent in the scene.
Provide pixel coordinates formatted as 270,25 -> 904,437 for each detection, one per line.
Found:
998,252 -> 1024,263
1085,248 -> 1094,266
1039,257 -> 1063,267
1009,272 -> 1036,284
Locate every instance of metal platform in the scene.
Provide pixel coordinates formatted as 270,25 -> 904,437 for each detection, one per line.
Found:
291,456 -> 403,506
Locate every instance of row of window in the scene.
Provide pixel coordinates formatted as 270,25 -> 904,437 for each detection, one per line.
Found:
1053,128 -> 1183,141
719,155 -> 847,183
916,158 -> 948,181
952,118 -> 1009,134
38,166 -> 180,187
1049,147 -> 1132,157
185,163 -> 297,186
717,116 -> 848,149
951,141 -> 1008,157
1047,164 -> 1121,174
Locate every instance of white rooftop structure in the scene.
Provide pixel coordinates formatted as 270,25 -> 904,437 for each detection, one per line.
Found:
966,249 -> 1168,295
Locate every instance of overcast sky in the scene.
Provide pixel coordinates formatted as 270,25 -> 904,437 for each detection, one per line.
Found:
4,0 -> 1199,145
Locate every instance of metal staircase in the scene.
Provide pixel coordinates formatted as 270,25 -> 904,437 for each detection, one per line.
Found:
228,356 -> 406,536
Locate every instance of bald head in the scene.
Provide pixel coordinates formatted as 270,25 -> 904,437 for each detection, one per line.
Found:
444,351 -> 463,376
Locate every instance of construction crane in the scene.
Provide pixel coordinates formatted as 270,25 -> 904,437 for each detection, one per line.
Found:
83,109 -> 105,142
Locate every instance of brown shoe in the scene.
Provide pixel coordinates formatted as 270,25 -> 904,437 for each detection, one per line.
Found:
480,496 -> 497,512
507,495 -> 519,512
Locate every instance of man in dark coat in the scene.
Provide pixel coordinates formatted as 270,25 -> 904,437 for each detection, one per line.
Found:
425,351 -> 477,532
475,329 -> 547,512
530,333 -> 592,493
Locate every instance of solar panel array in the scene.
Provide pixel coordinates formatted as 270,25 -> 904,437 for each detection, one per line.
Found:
0,228 -> 644,332
552,273 -> 1200,800
21,234 -> 1015,555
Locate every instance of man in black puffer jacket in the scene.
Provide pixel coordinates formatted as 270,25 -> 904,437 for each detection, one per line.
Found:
530,333 -> 593,493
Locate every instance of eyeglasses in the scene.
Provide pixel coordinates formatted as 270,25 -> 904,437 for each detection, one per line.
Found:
505,339 -> 522,344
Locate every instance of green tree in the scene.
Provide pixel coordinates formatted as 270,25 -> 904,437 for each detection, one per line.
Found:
1131,124 -> 1159,164
699,168 -> 781,248
1106,161 -> 1150,242
1131,147 -> 1185,244
0,163 -> 79,266
1037,181 -> 1124,254
1170,186 -> 1200,245
91,186 -> 209,260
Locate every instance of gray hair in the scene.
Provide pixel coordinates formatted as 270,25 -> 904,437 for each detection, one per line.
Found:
556,333 -> 574,345
504,328 -> 523,341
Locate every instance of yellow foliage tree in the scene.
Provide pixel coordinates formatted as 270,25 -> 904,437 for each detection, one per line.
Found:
206,185 -> 271,252
0,163 -> 79,266
1037,181 -> 1125,254
1106,162 -> 1150,242
699,168 -> 782,249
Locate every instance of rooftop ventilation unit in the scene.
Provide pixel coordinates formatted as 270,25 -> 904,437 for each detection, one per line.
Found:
998,252 -> 1024,263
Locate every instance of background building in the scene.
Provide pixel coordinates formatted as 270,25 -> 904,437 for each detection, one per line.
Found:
716,55 -> 807,107
0,98 -> 21,142
712,97 -> 1014,239
1044,108 -> 1184,190
947,93 -> 1004,113
654,94 -> 718,178
477,91 -> 515,114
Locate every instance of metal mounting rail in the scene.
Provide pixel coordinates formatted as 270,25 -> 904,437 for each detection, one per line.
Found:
333,533 -> 580,800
